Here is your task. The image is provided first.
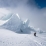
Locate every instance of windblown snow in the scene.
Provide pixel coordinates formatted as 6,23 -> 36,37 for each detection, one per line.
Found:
0,9 -> 46,46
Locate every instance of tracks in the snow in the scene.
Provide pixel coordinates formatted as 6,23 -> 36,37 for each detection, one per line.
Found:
27,34 -> 46,46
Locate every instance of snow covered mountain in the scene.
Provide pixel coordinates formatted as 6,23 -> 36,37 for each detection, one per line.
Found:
0,13 -> 33,33
0,13 -> 44,33
0,12 -> 46,46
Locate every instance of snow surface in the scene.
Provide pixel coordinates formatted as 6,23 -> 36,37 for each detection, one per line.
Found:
0,29 -> 46,46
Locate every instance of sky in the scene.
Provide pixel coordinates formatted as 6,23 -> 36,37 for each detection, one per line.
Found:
35,0 -> 46,8
0,0 -> 46,31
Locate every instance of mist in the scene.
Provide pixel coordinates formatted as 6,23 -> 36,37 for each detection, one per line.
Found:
0,0 -> 46,31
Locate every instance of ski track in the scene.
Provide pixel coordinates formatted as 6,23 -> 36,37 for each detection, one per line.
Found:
27,34 -> 46,46
27,35 -> 42,46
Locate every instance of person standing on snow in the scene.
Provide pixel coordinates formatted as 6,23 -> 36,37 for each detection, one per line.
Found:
34,32 -> 36,36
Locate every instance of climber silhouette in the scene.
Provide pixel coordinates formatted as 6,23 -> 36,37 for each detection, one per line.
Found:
34,32 -> 36,36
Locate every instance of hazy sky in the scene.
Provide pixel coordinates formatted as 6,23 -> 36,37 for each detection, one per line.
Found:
0,0 -> 46,31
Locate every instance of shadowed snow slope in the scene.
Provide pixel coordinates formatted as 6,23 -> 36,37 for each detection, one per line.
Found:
0,14 -> 36,33
1,14 -> 23,32
0,29 -> 46,46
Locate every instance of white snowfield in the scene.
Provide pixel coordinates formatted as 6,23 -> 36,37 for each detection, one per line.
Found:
0,10 -> 46,46
0,29 -> 46,46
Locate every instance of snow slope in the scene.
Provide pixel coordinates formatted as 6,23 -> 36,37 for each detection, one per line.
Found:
0,29 -> 46,46
0,13 -> 46,46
